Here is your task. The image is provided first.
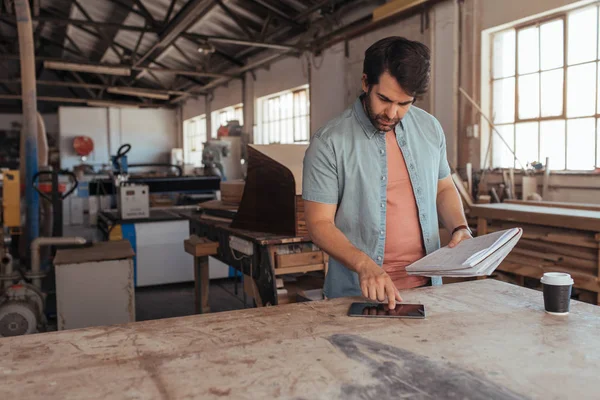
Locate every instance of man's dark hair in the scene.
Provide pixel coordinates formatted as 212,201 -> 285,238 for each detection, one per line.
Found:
363,36 -> 431,98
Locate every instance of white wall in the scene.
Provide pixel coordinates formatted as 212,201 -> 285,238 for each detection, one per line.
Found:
480,0 -> 590,30
59,107 -> 177,170
310,43 -> 347,133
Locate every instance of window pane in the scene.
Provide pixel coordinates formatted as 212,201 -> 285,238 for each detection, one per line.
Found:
568,7 -> 598,65
518,26 -> 539,74
540,19 -> 564,70
540,120 -> 566,170
541,69 -> 564,117
567,63 -> 596,118
493,30 -> 516,78
567,118 -> 596,170
493,77 -> 515,123
492,124 -> 515,168
516,122 -> 539,166
518,73 -> 540,119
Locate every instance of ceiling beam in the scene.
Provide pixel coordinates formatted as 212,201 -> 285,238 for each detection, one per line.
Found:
31,15 -> 157,32
248,0 -> 303,28
0,93 -> 149,108
131,0 -> 160,28
215,0 -> 255,39
163,0 -> 178,24
0,78 -> 203,96
73,0 -> 124,63
133,0 -> 218,68
183,32 -> 303,51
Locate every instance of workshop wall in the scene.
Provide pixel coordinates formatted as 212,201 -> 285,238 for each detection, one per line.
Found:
59,107 -> 177,171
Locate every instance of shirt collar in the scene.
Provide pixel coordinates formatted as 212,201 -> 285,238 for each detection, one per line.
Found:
352,95 -> 405,139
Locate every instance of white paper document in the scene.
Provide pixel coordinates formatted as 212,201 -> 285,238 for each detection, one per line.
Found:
406,228 -> 523,277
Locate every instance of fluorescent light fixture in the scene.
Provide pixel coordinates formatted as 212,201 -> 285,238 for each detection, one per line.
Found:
107,86 -> 170,100
44,61 -> 131,76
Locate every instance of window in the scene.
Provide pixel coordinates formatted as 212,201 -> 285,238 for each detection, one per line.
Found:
256,85 -> 310,145
491,5 -> 600,170
211,104 -> 243,138
183,115 -> 206,166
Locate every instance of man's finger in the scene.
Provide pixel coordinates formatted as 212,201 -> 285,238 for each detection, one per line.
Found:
367,285 -> 377,301
360,282 -> 368,298
395,290 -> 403,302
376,284 -> 386,302
385,283 -> 397,309
448,239 -> 459,248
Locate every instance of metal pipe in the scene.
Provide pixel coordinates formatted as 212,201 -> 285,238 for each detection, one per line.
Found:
15,0 -> 39,265
1,253 -> 14,290
30,237 -> 86,288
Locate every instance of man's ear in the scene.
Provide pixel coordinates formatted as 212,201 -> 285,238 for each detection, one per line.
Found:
361,74 -> 368,93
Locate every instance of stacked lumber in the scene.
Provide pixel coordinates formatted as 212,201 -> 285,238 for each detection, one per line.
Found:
296,196 -> 307,237
488,223 -> 599,293
220,180 -> 245,205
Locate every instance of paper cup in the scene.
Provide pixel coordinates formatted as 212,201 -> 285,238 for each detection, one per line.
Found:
540,272 -> 573,315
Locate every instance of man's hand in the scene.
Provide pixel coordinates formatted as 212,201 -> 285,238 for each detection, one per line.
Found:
356,260 -> 402,308
448,228 -> 473,248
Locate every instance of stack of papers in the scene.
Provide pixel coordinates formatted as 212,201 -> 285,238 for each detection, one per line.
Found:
406,228 -> 523,277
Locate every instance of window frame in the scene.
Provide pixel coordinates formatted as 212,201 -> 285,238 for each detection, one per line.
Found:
183,114 -> 207,167
256,85 -> 310,145
490,4 -> 600,171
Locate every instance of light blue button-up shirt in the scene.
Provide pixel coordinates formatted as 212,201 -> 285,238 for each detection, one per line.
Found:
302,96 -> 450,298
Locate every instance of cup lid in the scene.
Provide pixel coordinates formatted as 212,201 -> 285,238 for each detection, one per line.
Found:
541,272 -> 574,286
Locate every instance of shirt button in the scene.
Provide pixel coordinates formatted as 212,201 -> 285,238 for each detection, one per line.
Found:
380,230 -> 384,235
381,176 -> 385,181
380,150 -> 384,155
377,256 -> 382,261
380,203 -> 385,208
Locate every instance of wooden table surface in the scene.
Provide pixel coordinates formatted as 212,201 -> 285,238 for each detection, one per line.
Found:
1,280 -> 599,400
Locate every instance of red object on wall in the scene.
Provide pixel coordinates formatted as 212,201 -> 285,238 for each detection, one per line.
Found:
73,136 -> 94,156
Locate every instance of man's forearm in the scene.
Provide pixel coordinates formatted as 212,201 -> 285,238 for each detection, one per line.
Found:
437,185 -> 468,233
307,220 -> 371,273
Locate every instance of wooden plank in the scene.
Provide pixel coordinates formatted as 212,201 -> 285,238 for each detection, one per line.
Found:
452,173 -> 473,208
504,199 -> 600,212
521,176 -> 537,200
509,168 -> 515,200
466,163 -> 472,195
499,261 -> 599,293
542,157 -> 550,198
372,0 -> 429,21
194,256 -> 210,314
220,180 -> 245,204
184,235 -> 219,257
476,217 -> 488,236
274,263 -> 325,275
517,239 -> 598,261
276,251 -> 324,268
469,203 -> 600,232
2,281 -> 600,399
488,225 -> 599,249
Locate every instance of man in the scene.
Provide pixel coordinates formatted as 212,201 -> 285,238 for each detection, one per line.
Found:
302,37 -> 471,309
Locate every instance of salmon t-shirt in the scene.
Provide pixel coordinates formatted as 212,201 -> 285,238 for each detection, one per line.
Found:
383,130 -> 429,289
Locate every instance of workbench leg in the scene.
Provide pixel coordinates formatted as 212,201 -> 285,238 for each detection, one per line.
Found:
194,256 -> 210,314
477,218 -> 488,236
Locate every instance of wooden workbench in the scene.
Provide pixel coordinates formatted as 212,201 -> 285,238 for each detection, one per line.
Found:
471,203 -> 600,304
1,280 -> 599,399
179,208 -> 328,307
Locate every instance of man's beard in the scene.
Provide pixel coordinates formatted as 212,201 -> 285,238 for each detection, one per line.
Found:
363,90 -> 400,132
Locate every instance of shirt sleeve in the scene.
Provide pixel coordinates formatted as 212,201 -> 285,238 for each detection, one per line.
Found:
302,136 -> 339,204
436,120 -> 451,180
